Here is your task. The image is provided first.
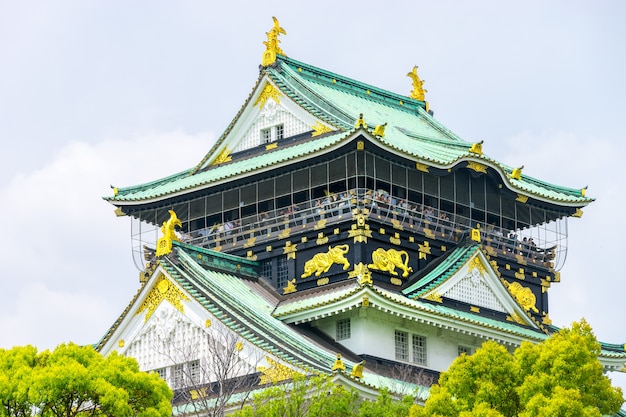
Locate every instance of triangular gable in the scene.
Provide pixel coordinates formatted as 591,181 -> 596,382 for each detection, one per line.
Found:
417,249 -> 538,329
195,76 -> 335,171
98,267 -> 305,386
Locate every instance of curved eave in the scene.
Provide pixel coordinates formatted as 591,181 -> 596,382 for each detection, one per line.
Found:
276,283 -> 548,348
104,129 -> 353,207
105,127 -> 590,211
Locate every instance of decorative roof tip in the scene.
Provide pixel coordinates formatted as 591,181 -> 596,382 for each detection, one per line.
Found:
510,165 -> 524,181
469,140 -> 484,155
261,16 -> 286,67
407,65 -> 430,112
355,113 -> 367,129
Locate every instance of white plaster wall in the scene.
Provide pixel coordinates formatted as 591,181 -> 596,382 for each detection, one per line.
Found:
312,309 -> 484,373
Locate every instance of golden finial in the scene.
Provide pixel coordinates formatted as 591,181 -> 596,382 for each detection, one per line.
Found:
350,360 -> 365,379
156,210 -> 182,256
469,140 -> 484,155
581,185 -> 588,197
510,165 -> 524,180
407,66 -> 427,102
262,16 -> 287,67
355,113 -> 367,129
110,184 -> 118,196
332,353 -> 346,372
373,123 -> 387,137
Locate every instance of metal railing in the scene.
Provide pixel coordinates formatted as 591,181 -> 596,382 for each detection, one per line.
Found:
173,188 -> 564,269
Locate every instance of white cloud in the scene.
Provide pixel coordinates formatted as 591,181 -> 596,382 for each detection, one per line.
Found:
0,130 -> 212,350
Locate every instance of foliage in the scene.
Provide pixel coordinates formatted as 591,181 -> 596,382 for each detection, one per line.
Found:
411,320 -> 623,417
0,343 -> 172,417
233,374 -> 414,417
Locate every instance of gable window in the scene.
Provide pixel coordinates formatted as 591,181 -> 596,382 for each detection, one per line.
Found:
276,124 -> 284,140
155,367 -> 166,380
336,318 -> 351,341
261,128 -> 272,144
172,364 -> 185,389
260,124 -> 284,144
189,360 -> 200,384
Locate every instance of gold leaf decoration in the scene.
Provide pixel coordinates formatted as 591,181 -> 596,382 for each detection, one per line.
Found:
136,275 -> 190,322
258,356 -> 300,385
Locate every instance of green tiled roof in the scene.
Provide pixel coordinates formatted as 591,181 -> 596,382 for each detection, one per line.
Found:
161,244 -> 350,373
105,55 -> 592,207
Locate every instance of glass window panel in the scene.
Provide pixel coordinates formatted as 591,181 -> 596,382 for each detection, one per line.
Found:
240,184 -> 256,205
365,153 -> 375,176
189,198 -> 205,220
172,202 -> 189,221
347,152 -> 357,176
329,157 -> 345,182
392,163 -> 406,187
376,158 -> 391,182
456,171 -> 470,205
356,151 -> 365,175
206,193 -> 222,214
471,176 -> 485,210
293,168 -> 309,191
486,181 -> 501,216
258,179 -> 274,200
275,174 -> 291,196
223,189 -> 239,209
440,173 -> 455,201
424,174 -> 438,197
311,163 -> 328,186
408,170 -> 423,192
276,195 -> 291,209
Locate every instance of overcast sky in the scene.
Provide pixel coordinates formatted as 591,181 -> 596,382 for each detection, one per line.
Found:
1,0 -> 625,392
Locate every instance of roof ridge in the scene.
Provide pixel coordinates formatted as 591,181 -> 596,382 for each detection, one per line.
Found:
277,55 -> 427,113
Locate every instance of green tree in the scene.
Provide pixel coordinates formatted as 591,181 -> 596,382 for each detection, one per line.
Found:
234,374 -> 414,417
0,343 -> 172,417
411,320 -> 623,417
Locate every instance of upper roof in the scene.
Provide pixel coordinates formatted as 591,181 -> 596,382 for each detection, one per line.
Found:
105,54 -> 592,210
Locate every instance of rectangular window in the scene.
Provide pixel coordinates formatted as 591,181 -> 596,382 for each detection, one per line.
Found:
261,127 -> 272,144
412,334 -> 427,365
458,345 -> 473,356
277,257 -> 289,289
260,260 -> 273,280
189,360 -> 200,384
155,368 -> 166,380
336,318 -> 351,341
395,330 -> 409,361
172,364 -> 184,388
276,124 -> 284,140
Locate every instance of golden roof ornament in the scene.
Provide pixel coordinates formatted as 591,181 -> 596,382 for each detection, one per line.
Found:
373,123 -> 387,137
332,353 -> 346,372
262,16 -> 286,67
469,140 -> 484,155
510,165 -> 524,180
355,113 -> 367,129
156,210 -> 182,256
407,66 -> 427,98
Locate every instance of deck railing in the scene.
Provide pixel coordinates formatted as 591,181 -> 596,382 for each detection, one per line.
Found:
177,188 -> 563,270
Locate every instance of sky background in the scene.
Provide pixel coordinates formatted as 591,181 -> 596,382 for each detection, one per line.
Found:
1,0 -> 625,393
